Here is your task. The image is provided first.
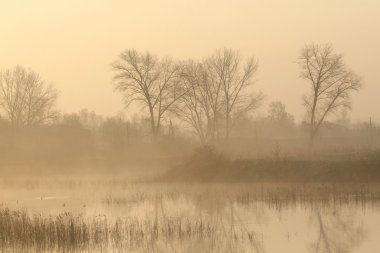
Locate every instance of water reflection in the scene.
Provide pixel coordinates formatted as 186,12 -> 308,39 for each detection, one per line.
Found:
143,190 -> 371,253
0,182 -> 378,252
310,208 -> 366,253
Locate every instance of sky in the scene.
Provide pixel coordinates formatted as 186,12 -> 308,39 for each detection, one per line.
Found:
0,0 -> 379,123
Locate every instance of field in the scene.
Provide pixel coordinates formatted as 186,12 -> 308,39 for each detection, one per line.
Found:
0,176 -> 380,253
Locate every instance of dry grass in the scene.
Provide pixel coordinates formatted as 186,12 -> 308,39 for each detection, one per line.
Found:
0,206 -> 253,252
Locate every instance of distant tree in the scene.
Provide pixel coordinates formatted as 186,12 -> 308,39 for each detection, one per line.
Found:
112,49 -> 185,142
0,66 -> 58,128
60,109 -> 104,134
207,49 -> 261,139
334,109 -> 350,127
100,117 -> 129,151
268,101 -> 295,126
78,109 -> 104,132
60,113 -> 83,128
298,43 -> 362,148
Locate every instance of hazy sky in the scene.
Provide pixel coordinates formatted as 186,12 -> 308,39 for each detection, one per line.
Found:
0,0 -> 379,122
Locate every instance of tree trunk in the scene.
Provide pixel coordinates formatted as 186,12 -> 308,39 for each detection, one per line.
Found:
225,113 -> 230,139
148,106 -> 158,143
309,131 -> 315,149
211,116 -> 218,142
309,94 -> 318,149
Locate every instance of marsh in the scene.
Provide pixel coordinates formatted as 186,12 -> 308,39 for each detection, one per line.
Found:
0,178 -> 379,253
1,1 -> 380,252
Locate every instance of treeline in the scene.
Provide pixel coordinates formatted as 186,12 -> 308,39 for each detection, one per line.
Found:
164,146 -> 380,183
111,48 -> 263,144
0,110 -> 191,170
0,104 -> 378,170
0,44 -> 378,170
110,43 -> 363,150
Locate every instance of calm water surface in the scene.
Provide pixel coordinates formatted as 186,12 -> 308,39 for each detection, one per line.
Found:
0,180 -> 379,252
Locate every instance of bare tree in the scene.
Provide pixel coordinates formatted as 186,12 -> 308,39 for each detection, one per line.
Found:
176,61 -> 213,144
202,56 -> 224,140
112,49 -> 185,142
207,49 -> 261,139
175,50 -> 262,144
299,43 -> 362,148
0,66 -> 59,128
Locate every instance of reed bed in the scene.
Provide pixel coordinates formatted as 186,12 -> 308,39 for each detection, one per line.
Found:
102,183 -> 380,211
0,206 -> 257,253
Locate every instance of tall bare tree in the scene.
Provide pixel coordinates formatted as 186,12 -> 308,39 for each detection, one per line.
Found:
112,49 -> 184,142
299,43 -> 362,148
176,61 -> 213,144
0,66 -> 58,128
207,49 -> 261,139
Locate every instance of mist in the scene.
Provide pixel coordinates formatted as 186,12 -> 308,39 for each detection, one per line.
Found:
1,0 -> 379,121
0,1 -> 380,253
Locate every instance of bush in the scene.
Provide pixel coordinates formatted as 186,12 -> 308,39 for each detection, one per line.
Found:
186,145 -> 226,169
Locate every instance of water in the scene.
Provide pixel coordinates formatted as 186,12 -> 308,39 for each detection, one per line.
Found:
0,179 -> 379,252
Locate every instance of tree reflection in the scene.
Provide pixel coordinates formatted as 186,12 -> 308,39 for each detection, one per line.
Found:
310,206 -> 367,253
190,194 -> 266,253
